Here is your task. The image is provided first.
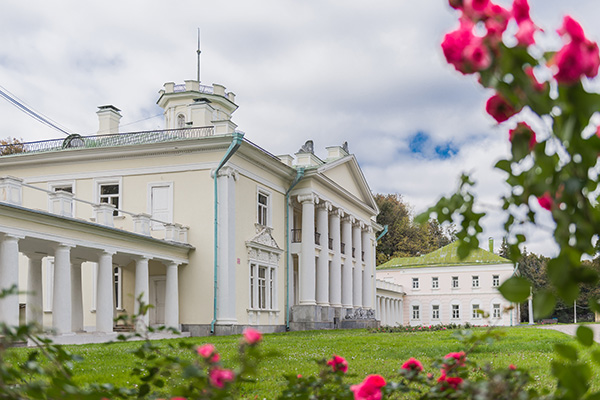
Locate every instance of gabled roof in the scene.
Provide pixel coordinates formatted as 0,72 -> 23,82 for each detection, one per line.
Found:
378,240 -> 512,270
315,155 -> 379,213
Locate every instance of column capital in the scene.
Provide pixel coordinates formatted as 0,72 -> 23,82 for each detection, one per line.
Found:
330,207 -> 344,218
341,214 -> 355,224
353,220 -> 365,229
316,200 -> 332,211
213,166 -> 239,180
0,233 -> 24,241
22,251 -> 46,261
297,193 -> 318,204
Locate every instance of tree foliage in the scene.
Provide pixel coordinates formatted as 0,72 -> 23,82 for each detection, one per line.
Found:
0,137 -> 24,156
375,193 -> 454,265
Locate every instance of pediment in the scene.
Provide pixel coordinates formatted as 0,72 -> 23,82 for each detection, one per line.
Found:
246,226 -> 283,264
318,155 -> 378,212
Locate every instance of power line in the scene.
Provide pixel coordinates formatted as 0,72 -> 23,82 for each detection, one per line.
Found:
0,85 -> 75,136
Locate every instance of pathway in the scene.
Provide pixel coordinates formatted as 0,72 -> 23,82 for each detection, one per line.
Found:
537,323 -> 600,343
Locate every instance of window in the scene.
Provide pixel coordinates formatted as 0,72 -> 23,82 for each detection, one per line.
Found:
250,263 -> 275,310
432,304 -> 440,319
412,305 -> 420,320
177,114 -> 186,128
257,191 -> 269,226
452,276 -> 459,288
472,275 -> 480,288
148,182 -> 173,229
493,303 -> 501,318
412,278 -> 419,289
452,304 -> 460,319
472,304 -> 481,318
98,182 -> 120,216
432,277 -> 439,289
493,275 -> 500,287
114,267 -> 122,310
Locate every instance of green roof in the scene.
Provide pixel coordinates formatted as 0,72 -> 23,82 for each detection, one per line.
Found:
377,241 -> 512,270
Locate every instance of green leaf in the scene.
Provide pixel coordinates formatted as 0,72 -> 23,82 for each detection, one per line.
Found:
498,276 -> 531,303
554,343 -> 578,361
533,290 -> 556,319
576,326 -> 595,347
591,350 -> 600,366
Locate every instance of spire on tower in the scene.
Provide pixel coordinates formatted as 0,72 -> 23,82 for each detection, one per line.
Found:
197,28 -> 202,83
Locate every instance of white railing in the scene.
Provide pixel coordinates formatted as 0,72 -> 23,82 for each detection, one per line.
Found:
0,176 -> 189,244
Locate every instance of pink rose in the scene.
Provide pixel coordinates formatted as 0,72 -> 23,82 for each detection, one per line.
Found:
511,0 -> 530,25
196,344 -> 219,363
537,192 -> 553,211
438,371 -> 463,389
242,328 -> 262,345
327,355 -> 349,373
401,357 -> 423,372
443,351 -> 466,370
350,375 -> 386,400
485,93 -> 519,123
515,19 -> 538,47
463,39 -> 491,71
208,368 -> 235,388
552,16 -> 600,84
509,364 -> 517,370
509,122 -> 537,151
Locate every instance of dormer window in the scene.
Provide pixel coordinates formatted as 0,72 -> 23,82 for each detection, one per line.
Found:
177,114 -> 185,129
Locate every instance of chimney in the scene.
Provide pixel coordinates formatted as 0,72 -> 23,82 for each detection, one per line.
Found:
97,105 -> 122,134
488,237 -> 494,253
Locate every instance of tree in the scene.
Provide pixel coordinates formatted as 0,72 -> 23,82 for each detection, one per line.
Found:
375,194 -> 454,265
0,137 -> 24,156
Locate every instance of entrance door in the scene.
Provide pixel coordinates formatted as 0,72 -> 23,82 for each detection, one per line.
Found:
149,277 -> 166,325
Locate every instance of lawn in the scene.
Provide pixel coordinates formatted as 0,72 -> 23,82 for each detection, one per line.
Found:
8,326 -> 600,398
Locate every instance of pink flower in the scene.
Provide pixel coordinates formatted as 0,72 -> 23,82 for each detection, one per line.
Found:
196,344 -> 220,362
297,374 -> 302,378
443,351 -> 466,370
509,364 -> 517,370
438,371 -> 464,389
509,122 -> 537,151
551,16 -> 600,84
515,19 -> 538,47
327,355 -> 349,373
242,328 -> 262,345
485,93 -> 519,123
350,375 -> 386,400
511,0 -> 530,25
463,39 -> 492,71
209,368 -> 235,388
401,357 -> 423,372
537,192 -> 553,211
596,126 -> 600,138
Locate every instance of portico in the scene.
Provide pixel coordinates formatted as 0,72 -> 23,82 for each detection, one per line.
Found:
0,177 -> 191,342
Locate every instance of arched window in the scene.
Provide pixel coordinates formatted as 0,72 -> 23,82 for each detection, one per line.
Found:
177,114 -> 185,128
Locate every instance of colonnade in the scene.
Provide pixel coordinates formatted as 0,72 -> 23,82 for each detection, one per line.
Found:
376,295 -> 402,327
0,232 -> 181,334
295,193 -> 375,310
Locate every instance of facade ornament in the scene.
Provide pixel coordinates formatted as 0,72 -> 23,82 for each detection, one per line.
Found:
342,141 -> 349,154
316,200 -> 332,212
216,166 -> 239,181
298,140 -> 314,154
297,193 -> 318,205
341,214 -> 355,224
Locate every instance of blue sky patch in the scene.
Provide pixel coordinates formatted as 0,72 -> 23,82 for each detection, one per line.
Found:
408,131 -> 459,160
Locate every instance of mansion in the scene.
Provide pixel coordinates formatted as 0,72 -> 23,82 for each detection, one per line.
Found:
0,79 -> 381,342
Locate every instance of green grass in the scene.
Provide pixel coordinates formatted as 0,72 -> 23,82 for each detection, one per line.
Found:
7,326 -> 600,398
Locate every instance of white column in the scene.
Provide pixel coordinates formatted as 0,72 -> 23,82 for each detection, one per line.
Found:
399,299 -> 404,326
53,244 -> 72,334
352,222 -> 363,308
393,299 -> 398,326
315,201 -> 330,306
26,253 -> 44,326
384,298 -> 389,326
217,167 -> 237,323
298,194 -> 317,305
134,257 -> 150,330
164,262 -> 179,329
362,228 -> 374,309
329,209 -> 342,308
71,260 -> 84,332
0,234 -> 21,326
341,215 -> 353,308
96,251 -> 114,333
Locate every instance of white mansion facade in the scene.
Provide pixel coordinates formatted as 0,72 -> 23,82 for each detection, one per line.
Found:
0,79 -> 381,341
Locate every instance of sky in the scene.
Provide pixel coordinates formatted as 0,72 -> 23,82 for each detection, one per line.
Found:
1,0 -> 598,257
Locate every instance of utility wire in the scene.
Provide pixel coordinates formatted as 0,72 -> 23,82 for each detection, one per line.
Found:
0,85 -> 76,136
